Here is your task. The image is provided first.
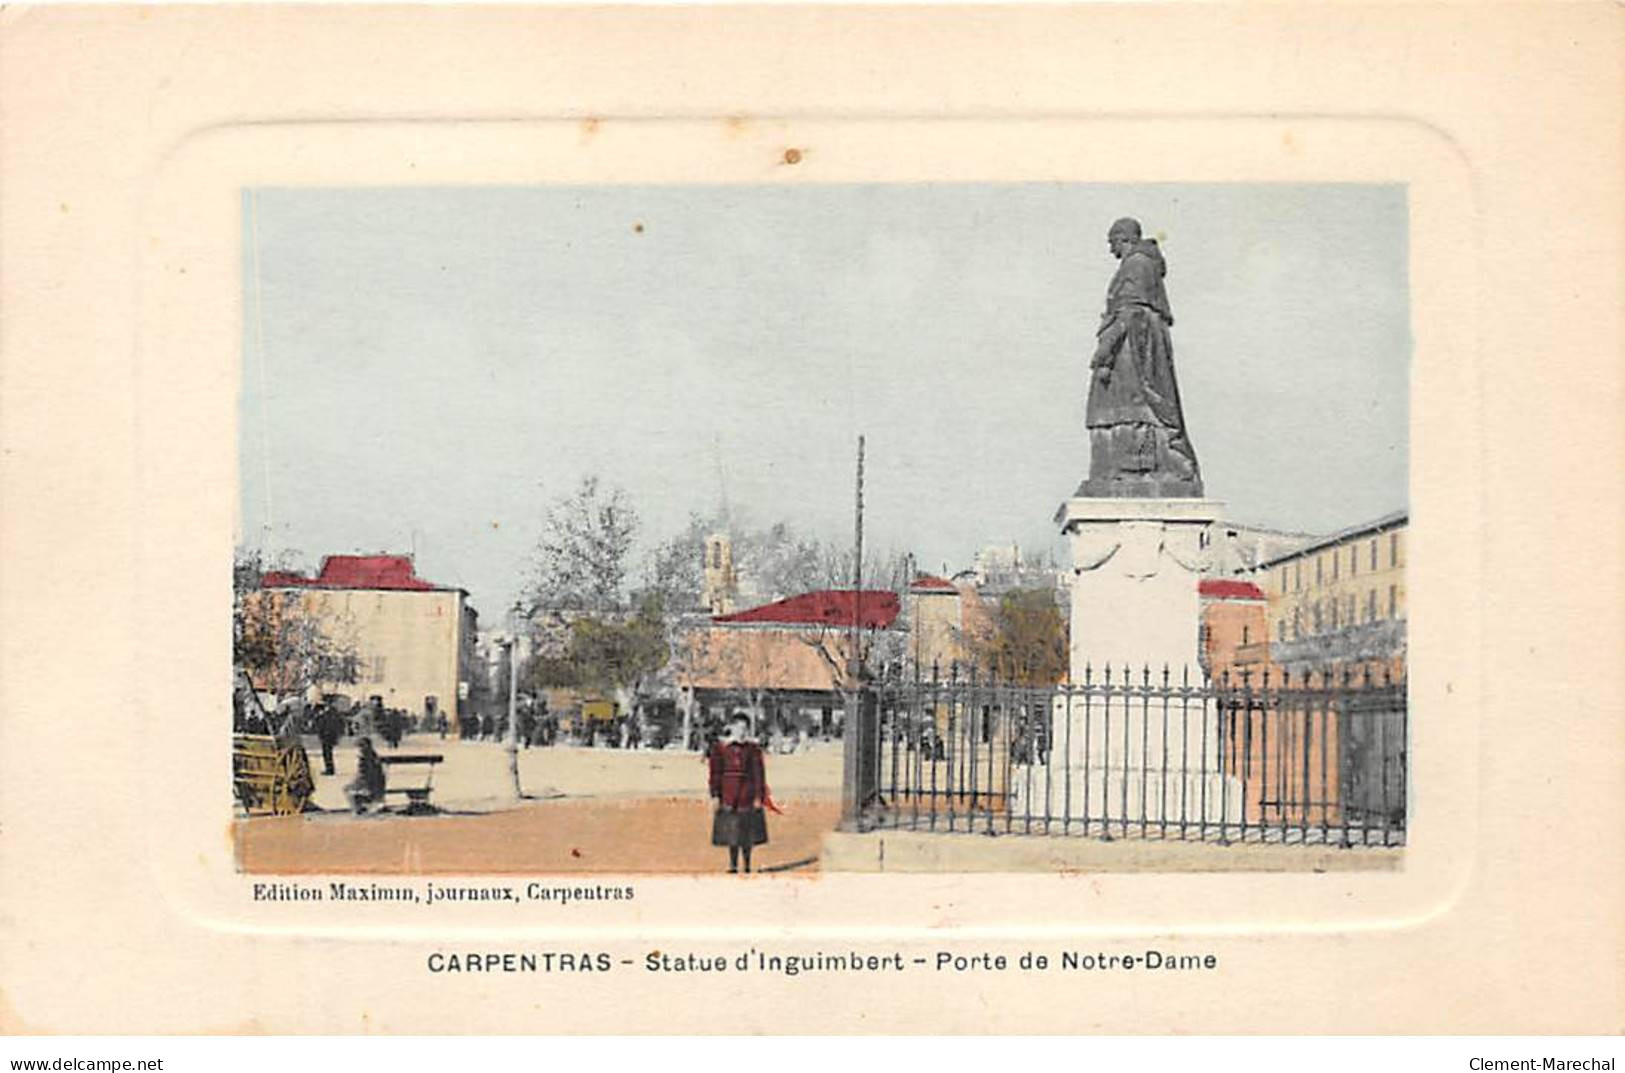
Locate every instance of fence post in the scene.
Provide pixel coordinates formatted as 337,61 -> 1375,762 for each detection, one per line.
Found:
840,686 -> 861,830
839,684 -> 879,831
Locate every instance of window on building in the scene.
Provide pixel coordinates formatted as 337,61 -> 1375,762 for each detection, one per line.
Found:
371,655 -> 386,683
1280,569 -> 1287,595
1277,620 -> 1285,643
1294,563 -> 1301,592
1367,589 -> 1377,622
1332,552 -> 1339,580
1350,546 -> 1358,576
1242,625 -> 1251,646
1329,601 -> 1338,629
1312,601 -> 1323,632
1371,539 -> 1378,570
1388,584 -> 1398,618
1390,531 -> 1400,568
1316,557 -> 1323,584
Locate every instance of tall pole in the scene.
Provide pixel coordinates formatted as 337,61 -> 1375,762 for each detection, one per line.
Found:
851,433 -> 864,674
506,610 -> 523,801
840,435 -> 865,829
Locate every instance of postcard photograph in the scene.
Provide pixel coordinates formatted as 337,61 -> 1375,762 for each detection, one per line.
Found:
230,181 -> 1410,879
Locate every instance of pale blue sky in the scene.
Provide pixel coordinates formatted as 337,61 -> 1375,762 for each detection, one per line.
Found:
239,183 -> 1409,619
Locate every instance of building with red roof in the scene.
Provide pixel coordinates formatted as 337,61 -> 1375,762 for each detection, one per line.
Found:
252,554 -> 478,723
712,589 -> 900,631
1198,574 -> 1271,679
675,588 -> 905,744
259,554 -> 448,592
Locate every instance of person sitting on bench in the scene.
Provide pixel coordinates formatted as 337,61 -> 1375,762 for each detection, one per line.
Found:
345,736 -> 386,814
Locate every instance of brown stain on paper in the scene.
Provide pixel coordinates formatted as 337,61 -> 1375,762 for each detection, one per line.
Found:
0,986 -> 42,1034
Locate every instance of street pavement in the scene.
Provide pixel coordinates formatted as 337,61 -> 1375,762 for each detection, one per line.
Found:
234,735 -> 843,875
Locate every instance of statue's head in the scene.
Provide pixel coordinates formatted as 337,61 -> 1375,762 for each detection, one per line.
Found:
1107,217 -> 1142,259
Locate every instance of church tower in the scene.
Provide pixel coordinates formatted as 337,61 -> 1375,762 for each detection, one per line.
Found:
702,533 -> 737,615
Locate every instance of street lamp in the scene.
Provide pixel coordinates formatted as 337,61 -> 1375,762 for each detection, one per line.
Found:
505,602 -> 524,800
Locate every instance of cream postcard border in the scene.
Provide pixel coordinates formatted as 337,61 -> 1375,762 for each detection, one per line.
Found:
138,117 -> 1472,936
2,6 -> 1618,1035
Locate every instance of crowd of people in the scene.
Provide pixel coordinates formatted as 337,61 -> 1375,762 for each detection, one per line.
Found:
238,690 -> 847,762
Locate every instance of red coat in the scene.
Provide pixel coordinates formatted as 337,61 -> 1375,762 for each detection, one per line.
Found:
708,741 -> 766,810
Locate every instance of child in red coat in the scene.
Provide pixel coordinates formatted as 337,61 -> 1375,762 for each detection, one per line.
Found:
708,712 -> 770,873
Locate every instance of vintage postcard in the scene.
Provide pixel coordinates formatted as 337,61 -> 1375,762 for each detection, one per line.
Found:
229,181 -> 1411,880
1,5 -> 1620,1037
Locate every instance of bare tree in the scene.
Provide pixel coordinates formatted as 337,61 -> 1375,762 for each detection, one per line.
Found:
734,522 -> 829,603
640,513 -> 840,746
528,476 -> 638,615
233,548 -> 360,721
791,545 -> 914,696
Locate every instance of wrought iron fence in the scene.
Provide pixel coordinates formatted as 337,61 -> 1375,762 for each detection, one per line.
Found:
846,663 -> 1406,847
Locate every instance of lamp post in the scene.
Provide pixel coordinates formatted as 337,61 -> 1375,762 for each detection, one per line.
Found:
840,435 -> 866,830
505,603 -> 524,801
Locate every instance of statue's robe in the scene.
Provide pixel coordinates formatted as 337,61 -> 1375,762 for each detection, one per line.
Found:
1081,239 -> 1203,497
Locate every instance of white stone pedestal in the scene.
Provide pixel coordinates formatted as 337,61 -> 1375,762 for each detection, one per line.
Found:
997,498 -> 1247,830
1008,693 -> 1242,827
1056,496 -> 1223,683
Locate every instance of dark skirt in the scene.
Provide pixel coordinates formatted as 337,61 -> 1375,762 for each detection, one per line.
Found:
712,806 -> 768,848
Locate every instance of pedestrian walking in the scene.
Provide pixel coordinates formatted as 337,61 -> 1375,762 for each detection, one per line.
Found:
707,712 -> 779,874
316,703 -> 345,776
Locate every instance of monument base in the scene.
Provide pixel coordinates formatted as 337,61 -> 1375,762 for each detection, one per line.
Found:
1056,496 -> 1223,684
1008,692 -> 1243,826
1011,768 -> 1244,827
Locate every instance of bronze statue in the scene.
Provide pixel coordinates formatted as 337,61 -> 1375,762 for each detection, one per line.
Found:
1079,217 -> 1203,498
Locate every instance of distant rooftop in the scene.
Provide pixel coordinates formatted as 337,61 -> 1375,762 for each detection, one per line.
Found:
713,589 -> 901,630
1256,510 -> 1409,569
260,554 -> 457,593
1199,578 -> 1267,601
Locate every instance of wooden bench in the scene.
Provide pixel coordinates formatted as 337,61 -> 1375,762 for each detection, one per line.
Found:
379,754 -> 443,814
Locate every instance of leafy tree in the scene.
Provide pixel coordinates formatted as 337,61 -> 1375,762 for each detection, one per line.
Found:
968,587 -> 1068,686
523,476 -> 670,721
522,596 -> 670,723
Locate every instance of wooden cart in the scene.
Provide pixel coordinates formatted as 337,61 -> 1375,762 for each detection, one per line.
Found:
233,734 -> 316,816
